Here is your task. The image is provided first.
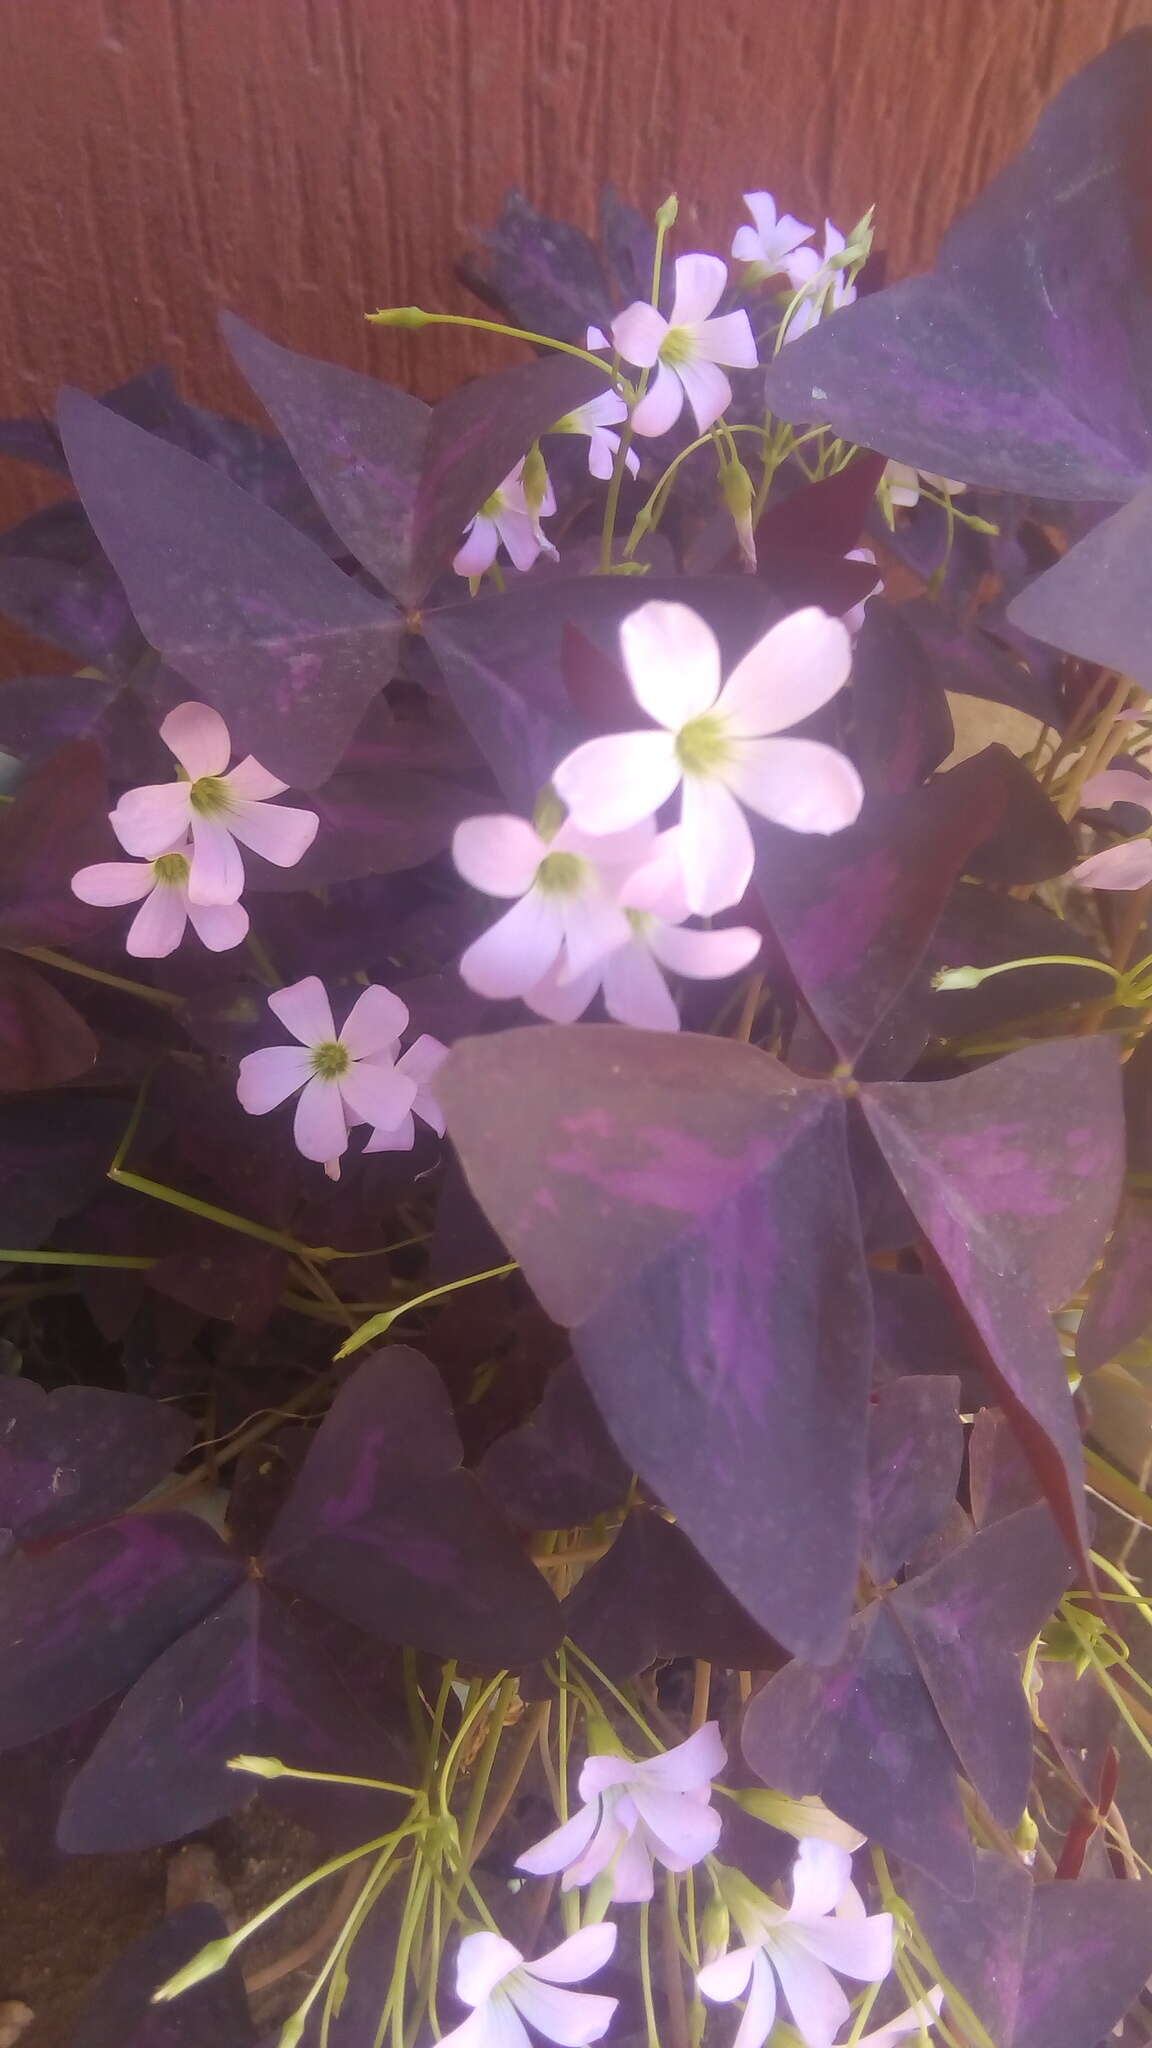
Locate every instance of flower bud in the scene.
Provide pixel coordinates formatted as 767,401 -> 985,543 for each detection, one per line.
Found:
521,443 -> 549,517
655,194 -> 680,232
228,1753 -> 285,1778
932,965 -> 985,990
153,1935 -> 238,2002
700,1893 -> 731,1964
367,305 -> 431,328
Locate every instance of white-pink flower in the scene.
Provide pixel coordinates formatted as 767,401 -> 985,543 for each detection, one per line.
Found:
453,460 -> 558,578
783,222 -> 858,341
698,1839 -> 894,2048
844,548 -> 883,638
515,1722 -> 726,1904
71,838 -> 249,958
1070,769 -> 1152,889
552,601 -> 863,916
852,1988 -> 944,2048
437,1925 -> 618,2048
236,977 -> 416,1172
883,463 -> 967,510
108,702 -> 319,906
525,829 -> 761,1030
364,1032 -> 448,1151
732,191 -> 815,277
612,254 -> 758,437
453,812 -> 655,1002
550,392 -> 639,481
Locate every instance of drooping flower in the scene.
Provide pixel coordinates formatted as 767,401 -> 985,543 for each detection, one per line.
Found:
783,221 -> 859,341
552,601 -> 863,915
549,392 -> 639,480
71,839 -> 249,959
852,1987 -> 944,2047
731,191 -> 815,277
453,460 -> 558,577
236,977 -> 416,1173
612,254 -> 758,436
108,701 -> 319,906
516,1722 -> 726,1904
524,829 -> 761,1030
882,463 -> 967,511
452,811 -> 656,1002
437,1925 -> 618,2048
843,548 -> 883,637
364,1033 -> 449,1152
697,1839 -> 894,2048
1068,768 -> 1152,889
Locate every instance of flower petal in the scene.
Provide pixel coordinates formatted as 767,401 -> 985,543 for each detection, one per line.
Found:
619,601 -> 722,728
564,1808 -> 629,1891
724,736 -> 864,835
789,1838 -> 854,1921
554,731 -> 681,835
792,1912 -> 893,1982
611,301 -> 668,369
362,1110 -> 416,1152
453,815 -> 545,898
731,223 -> 765,262
495,508 -> 554,573
716,608 -> 853,735
160,700 -> 231,778
586,429 -> 619,481
1082,769 -> 1152,815
627,1782 -> 723,1864
337,1060 -> 417,1130
674,356 -> 734,433
459,893 -> 564,999
515,1800 -> 601,1879
526,1923 -> 617,1986
635,1722 -> 727,1790
1071,840 -> 1152,888
222,756 -> 288,801
694,309 -> 759,370
225,798 -> 319,868
71,860 -> 156,907
679,774 -> 755,915
268,975 -> 336,1047
125,884 -> 188,958
293,1073 -> 350,1163
454,515 -> 499,578
185,897 -> 250,951
631,362 -> 686,437
559,894 -> 632,982
770,1939 -> 851,2048
669,252 -> 728,326
698,1947 -> 758,2004
601,939 -> 679,1030
237,1044 -> 314,1114
855,1988 -> 944,2048
434,2007 -> 512,2048
523,959 -> 601,1024
456,1933 -> 523,2008
510,1978 -> 618,2047
340,984 -> 411,1057
109,783 -> 194,859
187,815 -> 246,905
648,920 -> 760,980
608,1823 -> 656,1902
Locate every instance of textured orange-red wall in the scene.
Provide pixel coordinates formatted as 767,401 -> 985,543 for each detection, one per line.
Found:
1,0 -> 1151,542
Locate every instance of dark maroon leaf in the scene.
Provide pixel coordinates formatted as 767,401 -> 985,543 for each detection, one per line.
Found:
967,1409 -> 1042,1526
761,33 -> 1152,498
264,1349 -> 562,1666
962,749 -> 1076,886
560,1508 -> 782,1679
755,453 -> 889,558
475,1358 -> 630,1529
0,737 -> 116,947
68,1904 -> 255,2048
925,885 -> 1108,1043
440,1027 -> 872,1659
242,754 -> 474,891
742,1603 -> 976,1895
0,1093 -> 124,1251
870,1272 -> 990,1409
0,953 -> 96,1088
0,1381 -> 194,1543
599,185 -> 656,305
1077,1195 -> 1152,1369
866,1377 -> 964,1582
58,1580 -> 403,1852
849,601 -> 954,796
0,1514 -> 241,1749
54,389 -> 404,786
900,597 -> 1064,729
901,1852 -> 1030,2045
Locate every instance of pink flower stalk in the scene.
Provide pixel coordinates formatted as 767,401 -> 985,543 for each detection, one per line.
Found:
71,838 -> 249,958
236,977 -> 416,1174
438,1925 -> 618,2048
525,829 -> 761,1031
732,191 -> 815,277
698,1839 -> 894,2048
515,1721 -> 726,1904
550,392 -> 639,480
453,460 -> 558,577
452,811 -> 656,1002
1070,768 -> 1152,889
783,222 -> 858,341
363,1033 -> 448,1152
552,601 -> 864,916
108,702 -> 319,906
612,254 -> 758,436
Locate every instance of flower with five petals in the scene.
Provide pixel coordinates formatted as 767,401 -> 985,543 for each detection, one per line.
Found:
731,191 -> 815,279
436,1925 -> 618,2048
612,254 -> 758,437
453,460 -> 558,578
236,976 -> 416,1173
515,1722 -> 726,1904
549,392 -> 639,480
364,1033 -> 449,1151
71,838 -> 249,958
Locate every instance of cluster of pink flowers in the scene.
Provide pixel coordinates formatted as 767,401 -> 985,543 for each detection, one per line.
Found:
452,598 -> 864,1028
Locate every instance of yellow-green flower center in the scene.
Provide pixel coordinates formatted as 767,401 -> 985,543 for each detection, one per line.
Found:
311,1040 -> 351,1081
188,774 -> 233,818
625,908 -> 653,938
478,490 -> 504,521
675,713 -> 731,777
535,850 -> 587,895
152,851 -> 190,887
659,325 -> 694,368
551,411 -> 579,436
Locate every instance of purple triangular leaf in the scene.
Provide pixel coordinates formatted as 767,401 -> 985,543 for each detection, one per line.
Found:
755,453 -> 889,558
0,1382 -> 194,1544
559,1508 -> 782,1679
1077,1195 -> 1152,1370
901,1851 -> 1031,2045
460,191 -> 615,345
0,954 -> 96,1090
68,1904 -> 255,2048
866,1377 -> 964,1582
761,34 -> 1152,497
0,737 -> 117,948
967,1409 -> 1042,1527
55,388 -> 404,785
870,1271 -> 991,1409
0,500 -> 147,672
1008,475 -> 1152,687
0,1094 -> 125,1251
475,1358 -> 630,1530
849,600 -> 954,796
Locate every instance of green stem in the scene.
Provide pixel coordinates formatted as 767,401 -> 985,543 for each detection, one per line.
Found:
598,192 -> 676,573
366,308 -> 613,375
0,1246 -> 155,1270
333,1260 -> 518,1360
15,945 -> 184,1010
108,1165 -> 317,1258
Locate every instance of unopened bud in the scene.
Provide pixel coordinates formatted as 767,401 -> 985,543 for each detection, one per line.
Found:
533,784 -> 567,842
655,194 -> 679,232
700,1894 -> 731,1963
521,442 -> 549,517
583,1713 -> 621,1757
367,305 -> 431,328
932,965 -> 985,990
1014,1809 -> 1039,1864
721,459 -> 757,571
153,1935 -> 237,2002
731,1788 -> 865,1848
840,207 -> 875,268
228,1753 -> 285,1778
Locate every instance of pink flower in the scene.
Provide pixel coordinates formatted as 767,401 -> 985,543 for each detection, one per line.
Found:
363,1033 -> 448,1152
71,838 -> 249,958
453,460 -> 558,577
612,255 -> 758,436
525,830 -> 761,1030
550,392 -> 639,480
552,601 -> 863,915
844,548 -> 883,637
1070,769 -> 1152,889
732,192 -> 815,277
438,1925 -> 618,2048
852,1989 -> 943,2048
515,1722 -> 726,1904
236,977 -> 416,1173
783,222 -> 858,341
883,463 -> 966,510
698,1840 -> 894,2048
453,812 -> 656,1002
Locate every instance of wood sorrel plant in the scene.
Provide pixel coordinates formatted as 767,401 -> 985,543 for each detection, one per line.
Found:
5,29 -> 1152,2048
